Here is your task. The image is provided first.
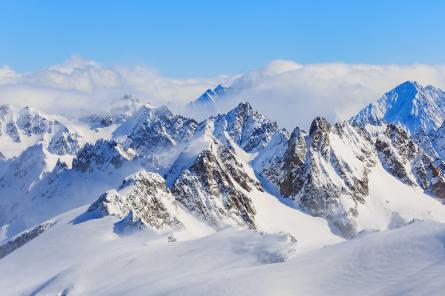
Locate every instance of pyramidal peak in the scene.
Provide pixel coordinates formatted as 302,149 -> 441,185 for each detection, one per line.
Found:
188,84 -> 231,107
350,80 -> 445,134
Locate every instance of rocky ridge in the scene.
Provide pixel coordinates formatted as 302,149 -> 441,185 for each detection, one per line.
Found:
0,104 -> 81,157
3,81 -> 445,244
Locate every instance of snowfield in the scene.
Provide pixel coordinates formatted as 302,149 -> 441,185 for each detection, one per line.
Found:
0,208 -> 444,296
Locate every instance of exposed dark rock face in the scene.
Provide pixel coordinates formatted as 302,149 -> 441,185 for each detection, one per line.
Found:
73,139 -> 134,172
280,127 -> 307,197
48,127 -> 80,155
0,104 -> 81,155
212,102 -> 281,153
88,171 -> 183,231
309,117 -> 332,160
85,139 -> 265,233
17,107 -> 52,136
172,141 -> 262,230
224,102 -> 280,152
256,119 -> 377,237
6,121 -> 20,142
376,124 -> 445,199
375,133 -> 415,186
257,118 -> 445,237
114,105 -> 197,156
0,221 -> 55,259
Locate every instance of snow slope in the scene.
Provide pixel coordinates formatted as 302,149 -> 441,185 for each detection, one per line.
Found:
171,220 -> 445,296
0,208 -> 443,296
351,81 -> 445,134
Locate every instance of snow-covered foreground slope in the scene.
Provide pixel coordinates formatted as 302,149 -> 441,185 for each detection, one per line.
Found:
0,208 -> 444,296
179,220 -> 445,296
0,203 -> 337,295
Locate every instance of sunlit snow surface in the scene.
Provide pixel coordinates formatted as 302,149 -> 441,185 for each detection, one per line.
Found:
0,207 -> 444,296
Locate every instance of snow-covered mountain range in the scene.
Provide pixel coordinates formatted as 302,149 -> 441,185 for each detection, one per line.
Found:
2,80 -> 445,295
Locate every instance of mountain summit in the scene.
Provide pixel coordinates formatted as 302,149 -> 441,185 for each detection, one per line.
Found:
351,81 -> 445,134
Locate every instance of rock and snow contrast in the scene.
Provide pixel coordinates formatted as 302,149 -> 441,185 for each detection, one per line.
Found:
0,105 -> 82,158
186,84 -> 231,115
2,81 -> 445,295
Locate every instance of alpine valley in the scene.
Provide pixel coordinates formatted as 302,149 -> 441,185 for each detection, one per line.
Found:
2,81 -> 445,295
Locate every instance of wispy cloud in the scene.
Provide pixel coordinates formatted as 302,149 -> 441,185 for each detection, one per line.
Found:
1,56 -> 445,130
0,55 -> 227,117
215,60 -> 445,129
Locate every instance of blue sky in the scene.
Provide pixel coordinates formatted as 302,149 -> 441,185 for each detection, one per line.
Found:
1,0 -> 445,76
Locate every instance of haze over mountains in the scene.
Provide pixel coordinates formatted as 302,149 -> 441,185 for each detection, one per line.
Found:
3,57 -> 445,129
2,79 -> 445,295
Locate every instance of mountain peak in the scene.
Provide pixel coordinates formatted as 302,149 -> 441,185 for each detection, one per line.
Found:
112,104 -> 197,156
350,81 -> 445,134
309,116 -> 331,136
396,80 -> 422,89
195,89 -> 216,105
235,101 -> 253,112
214,84 -> 223,91
188,85 -> 231,110
390,80 -> 423,100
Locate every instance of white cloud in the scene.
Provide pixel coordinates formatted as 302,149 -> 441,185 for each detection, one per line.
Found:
1,56 -> 445,130
0,56 -> 227,117
218,61 -> 445,130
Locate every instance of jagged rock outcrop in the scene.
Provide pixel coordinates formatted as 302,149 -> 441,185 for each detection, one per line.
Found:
256,113 -> 445,237
0,104 -> 81,157
255,118 -> 377,237
16,106 -> 53,136
290,120 -> 373,236
186,84 -> 231,115
73,139 -> 134,172
113,105 -> 197,156
0,220 -> 55,259
279,127 -> 307,197
48,126 -> 80,155
350,81 -> 445,165
376,124 -> 445,198
210,102 -> 281,153
88,171 -> 183,231
82,94 -> 146,129
171,138 -> 263,230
